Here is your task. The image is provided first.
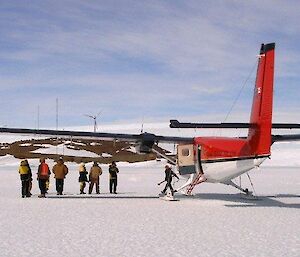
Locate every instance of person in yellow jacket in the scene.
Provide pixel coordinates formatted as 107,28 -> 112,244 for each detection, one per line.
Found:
52,158 -> 68,195
18,159 -> 32,198
88,162 -> 102,194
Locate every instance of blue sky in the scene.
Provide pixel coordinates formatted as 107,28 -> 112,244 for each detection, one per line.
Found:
1,0 -> 300,128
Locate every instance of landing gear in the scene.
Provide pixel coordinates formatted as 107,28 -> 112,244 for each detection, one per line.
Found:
225,180 -> 253,195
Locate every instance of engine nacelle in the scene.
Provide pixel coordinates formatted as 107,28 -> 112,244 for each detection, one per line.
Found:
135,132 -> 156,153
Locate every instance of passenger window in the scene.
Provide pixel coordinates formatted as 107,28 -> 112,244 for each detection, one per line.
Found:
182,148 -> 190,157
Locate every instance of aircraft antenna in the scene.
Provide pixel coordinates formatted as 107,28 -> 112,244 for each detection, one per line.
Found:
56,98 -> 58,131
56,98 -> 59,155
37,105 -> 40,131
223,60 -> 257,123
140,116 -> 144,133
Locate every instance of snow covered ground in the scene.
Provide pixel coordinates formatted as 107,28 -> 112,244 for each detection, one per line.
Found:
0,123 -> 299,257
0,159 -> 299,257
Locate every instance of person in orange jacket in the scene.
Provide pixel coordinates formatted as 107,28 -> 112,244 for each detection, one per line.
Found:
52,158 -> 68,195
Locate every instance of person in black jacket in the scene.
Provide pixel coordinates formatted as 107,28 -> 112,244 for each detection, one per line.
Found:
109,161 -> 119,194
161,165 -> 179,196
78,163 -> 88,194
24,160 -> 33,196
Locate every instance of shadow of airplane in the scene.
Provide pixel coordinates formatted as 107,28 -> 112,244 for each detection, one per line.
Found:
44,192 -> 300,209
177,193 -> 300,209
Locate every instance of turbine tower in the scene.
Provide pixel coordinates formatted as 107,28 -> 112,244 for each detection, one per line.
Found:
84,111 -> 102,132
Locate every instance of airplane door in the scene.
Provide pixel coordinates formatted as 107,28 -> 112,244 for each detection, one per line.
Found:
177,144 -> 196,175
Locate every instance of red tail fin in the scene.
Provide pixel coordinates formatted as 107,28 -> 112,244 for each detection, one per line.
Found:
247,43 -> 275,155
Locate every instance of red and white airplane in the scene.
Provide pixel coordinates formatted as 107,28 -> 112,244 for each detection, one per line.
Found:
1,43 -> 300,195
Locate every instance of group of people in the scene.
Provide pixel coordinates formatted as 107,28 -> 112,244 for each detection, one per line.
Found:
18,158 -> 119,198
18,158 -> 179,198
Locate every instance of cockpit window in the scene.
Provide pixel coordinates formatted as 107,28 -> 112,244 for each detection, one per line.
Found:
181,148 -> 190,157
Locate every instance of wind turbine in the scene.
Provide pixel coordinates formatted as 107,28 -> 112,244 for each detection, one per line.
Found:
84,111 -> 102,132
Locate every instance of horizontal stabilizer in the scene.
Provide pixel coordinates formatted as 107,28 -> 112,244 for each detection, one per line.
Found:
170,120 -> 300,129
272,134 -> 300,142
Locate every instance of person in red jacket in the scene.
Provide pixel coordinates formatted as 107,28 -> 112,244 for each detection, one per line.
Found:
37,158 -> 51,198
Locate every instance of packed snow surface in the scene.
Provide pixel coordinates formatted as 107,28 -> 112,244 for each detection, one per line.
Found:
0,123 -> 299,256
0,160 -> 299,257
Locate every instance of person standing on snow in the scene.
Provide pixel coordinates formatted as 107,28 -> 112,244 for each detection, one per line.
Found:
18,159 -> 32,198
78,163 -> 88,194
109,161 -> 119,194
24,159 -> 33,196
88,162 -> 102,194
37,158 -> 51,198
52,158 -> 68,195
161,165 -> 179,196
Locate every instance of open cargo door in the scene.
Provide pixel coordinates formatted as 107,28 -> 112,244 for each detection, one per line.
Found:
177,144 -> 197,175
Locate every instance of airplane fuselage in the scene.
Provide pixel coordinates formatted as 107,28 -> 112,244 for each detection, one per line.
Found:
195,137 -> 269,183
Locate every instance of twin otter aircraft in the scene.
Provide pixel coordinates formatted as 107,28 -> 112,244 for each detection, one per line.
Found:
1,43 -> 300,196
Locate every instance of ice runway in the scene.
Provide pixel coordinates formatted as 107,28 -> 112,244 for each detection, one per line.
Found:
0,160 -> 299,257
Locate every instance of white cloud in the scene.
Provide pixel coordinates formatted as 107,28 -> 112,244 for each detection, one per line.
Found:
0,1 -> 300,127
191,85 -> 226,95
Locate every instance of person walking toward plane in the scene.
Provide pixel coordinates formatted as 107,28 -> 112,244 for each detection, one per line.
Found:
88,162 -> 102,194
161,165 -> 179,196
79,163 -> 88,194
52,158 -> 68,195
109,161 -> 119,194
18,159 -> 32,198
37,158 -> 50,198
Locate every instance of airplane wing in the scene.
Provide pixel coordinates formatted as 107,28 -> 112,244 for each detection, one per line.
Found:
0,127 -> 193,147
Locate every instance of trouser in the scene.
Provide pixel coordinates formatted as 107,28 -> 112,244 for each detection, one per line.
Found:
162,181 -> 175,195
56,179 -> 64,194
89,179 -> 99,194
38,179 -> 48,195
80,182 -> 86,193
109,178 -> 117,193
28,179 -> 32,194
46,178 -> 50,192
21,180 -> 29,197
